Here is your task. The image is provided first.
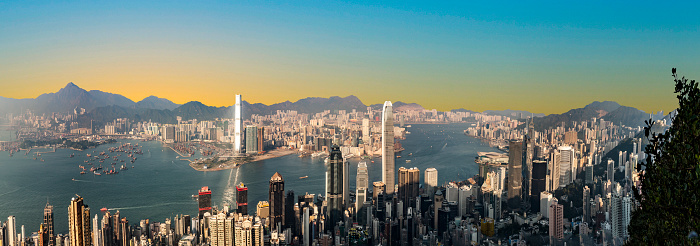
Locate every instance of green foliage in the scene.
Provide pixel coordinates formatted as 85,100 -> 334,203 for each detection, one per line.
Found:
627,68 -> 700,245
554,182 -> 583,219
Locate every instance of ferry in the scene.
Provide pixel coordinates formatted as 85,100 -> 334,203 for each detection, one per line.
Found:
100,207 -> 108,212
299,176 -> 309,179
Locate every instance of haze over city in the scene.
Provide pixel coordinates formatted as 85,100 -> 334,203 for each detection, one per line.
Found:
2,1 -> 699,114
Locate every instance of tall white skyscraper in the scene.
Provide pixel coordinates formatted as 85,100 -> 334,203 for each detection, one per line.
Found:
362,118 -> 370,146
7,216 -> 16,246
558,146 -> 575,187
382,101 -> 395,195
234,94 -> 242,153
425,168 -> 438,197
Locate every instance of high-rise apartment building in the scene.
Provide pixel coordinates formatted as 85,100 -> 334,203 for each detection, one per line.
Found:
234,216 -> 263,246
208,212 -> 234,246
68,195 -> 91,246
381,101 -> 395,195
549,198 -> 564,241
245,126 -> 258,154
607,159 -> 615,183
583,186 -> 591,223
256,127 -> 264,152
611,192 -> 631,240
269,172 -> 285,231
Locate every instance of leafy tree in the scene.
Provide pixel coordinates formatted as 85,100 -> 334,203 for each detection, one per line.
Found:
627,68 -> 700,244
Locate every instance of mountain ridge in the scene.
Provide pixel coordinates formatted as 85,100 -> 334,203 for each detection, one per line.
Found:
0,83 -> 657,129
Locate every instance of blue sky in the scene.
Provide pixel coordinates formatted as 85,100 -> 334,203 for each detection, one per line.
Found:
1,1 -> 698,113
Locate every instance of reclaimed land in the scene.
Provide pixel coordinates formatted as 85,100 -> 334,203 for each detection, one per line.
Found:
188,148 -> 296,172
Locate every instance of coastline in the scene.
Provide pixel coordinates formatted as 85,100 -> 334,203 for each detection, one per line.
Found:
189,148 -> 297,172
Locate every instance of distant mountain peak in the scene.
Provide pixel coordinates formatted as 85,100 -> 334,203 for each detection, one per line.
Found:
135,95 -> 181,111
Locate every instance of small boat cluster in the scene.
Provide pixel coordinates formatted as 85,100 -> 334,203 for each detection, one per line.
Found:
76,142 -> 143,176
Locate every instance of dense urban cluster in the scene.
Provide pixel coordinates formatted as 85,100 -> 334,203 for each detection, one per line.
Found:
0,94 -> 672,246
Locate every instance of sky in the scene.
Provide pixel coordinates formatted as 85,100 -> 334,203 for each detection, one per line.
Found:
1,1 -> 699,114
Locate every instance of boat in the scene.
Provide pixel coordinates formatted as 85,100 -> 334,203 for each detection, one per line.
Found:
72,178 -> 75,181
406,160 -> 411,163
69,153 -> 74,158
408,153 -> 413,156
100,207 -> 108,212
94,171 -> 101,175
299,176 -> 309,179
80,171 -> 86,175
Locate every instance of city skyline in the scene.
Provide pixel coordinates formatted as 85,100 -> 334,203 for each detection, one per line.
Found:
3,1 -> 699,114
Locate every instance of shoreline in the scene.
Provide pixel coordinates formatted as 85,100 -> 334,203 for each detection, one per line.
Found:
189,148 -> 297,172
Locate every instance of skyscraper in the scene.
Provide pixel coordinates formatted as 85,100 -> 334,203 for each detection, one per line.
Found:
237,183 -> 248,215
531,160 -> 547,212
325,145 -> 344,230
507,141 -> 523,208
198,186 -> 212,219
234,94 -> 242,154
208,212 -> 234,246
558,145 -> 575,187
522,119 -> 535,206
245,126 -> 258,154
7,216 -> 16,246
398,167 -> 420,210
356,162 -> 369,191
549,198 -> 564,241
362,118 -> 370,145
269,172 -> 285,231
425,168 -> 438,198
607,159 -> 615,183
68,195 -> 91,246
44,202 -> 55,246
583,186 -> 591,223
549,150 -> 561,191
256,127 -> 265,152
356,162 -> 369,215
382,101 -> 395,195
611,192 -> 631,240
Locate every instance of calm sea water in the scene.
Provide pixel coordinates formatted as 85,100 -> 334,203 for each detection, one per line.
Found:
0,123 -> 496,234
